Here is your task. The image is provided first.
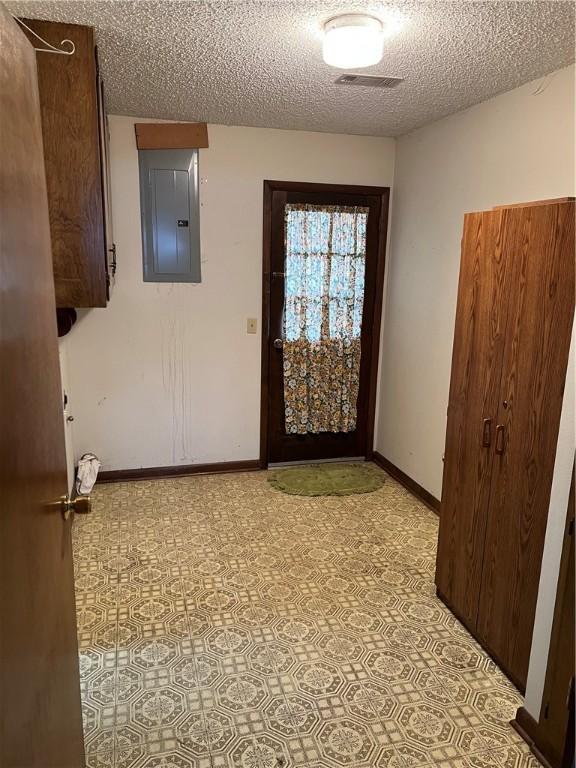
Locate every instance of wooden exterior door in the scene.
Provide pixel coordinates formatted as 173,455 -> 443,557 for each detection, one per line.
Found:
477,201 -> 575,688
261,181 -> 389,465
0,9 -> 85,767
435,209 -> 512,627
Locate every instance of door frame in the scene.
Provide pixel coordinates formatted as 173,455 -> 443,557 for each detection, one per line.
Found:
259,179 -> 390,468
1,8 -> 85,765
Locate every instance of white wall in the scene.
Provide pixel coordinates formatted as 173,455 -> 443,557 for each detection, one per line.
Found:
376,65 -> 575,500
66,119 -> 395,471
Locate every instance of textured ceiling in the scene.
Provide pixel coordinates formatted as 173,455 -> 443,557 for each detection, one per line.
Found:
7,1 -> 575,137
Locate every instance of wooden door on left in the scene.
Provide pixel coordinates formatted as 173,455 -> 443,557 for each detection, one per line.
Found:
0,9 -> 85,767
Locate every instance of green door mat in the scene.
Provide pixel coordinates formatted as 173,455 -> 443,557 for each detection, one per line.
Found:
267,462 -> 385,497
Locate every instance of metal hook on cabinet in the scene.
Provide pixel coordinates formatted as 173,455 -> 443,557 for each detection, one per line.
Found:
12,15 -> 76,56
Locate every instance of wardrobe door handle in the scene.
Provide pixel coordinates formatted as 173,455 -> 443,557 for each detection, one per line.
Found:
482,419 -> 492,447
495,424 -> 505,455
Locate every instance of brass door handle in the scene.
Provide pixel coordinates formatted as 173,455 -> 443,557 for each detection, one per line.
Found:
495,425 -> 505,455
60,494 -> 91,521
482,418 -> 492,447
273,338 -> 283,349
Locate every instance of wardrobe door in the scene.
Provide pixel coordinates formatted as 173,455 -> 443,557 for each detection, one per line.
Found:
435,210 -> 511,627
477,201 -> 575,690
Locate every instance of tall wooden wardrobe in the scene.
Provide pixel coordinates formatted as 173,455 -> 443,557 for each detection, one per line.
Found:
436,198 -> 574,691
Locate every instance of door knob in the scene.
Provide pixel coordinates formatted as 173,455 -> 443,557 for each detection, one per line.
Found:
60,494 -> 91,521
273,338 -> 283,349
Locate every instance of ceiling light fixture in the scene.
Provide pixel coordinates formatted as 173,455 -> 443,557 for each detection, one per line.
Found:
322,14 -> 384,69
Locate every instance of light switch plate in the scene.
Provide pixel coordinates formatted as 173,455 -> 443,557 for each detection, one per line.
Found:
247,318 -> 257,334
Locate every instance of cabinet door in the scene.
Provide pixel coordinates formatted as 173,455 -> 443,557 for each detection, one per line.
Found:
23,19 -> 107,308
477,201 -> 575,690
435,210 -> 511,627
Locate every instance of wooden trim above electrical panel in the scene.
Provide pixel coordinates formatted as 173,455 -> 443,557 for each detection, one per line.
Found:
134,122 -> 209,149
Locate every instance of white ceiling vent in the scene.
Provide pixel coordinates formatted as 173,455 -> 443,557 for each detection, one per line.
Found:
335,74 -> 404,88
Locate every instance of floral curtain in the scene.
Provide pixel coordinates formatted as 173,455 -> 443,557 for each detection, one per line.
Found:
283,203 -> 369,435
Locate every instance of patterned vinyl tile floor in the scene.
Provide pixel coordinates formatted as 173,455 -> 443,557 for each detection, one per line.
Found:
73,468 -> 538,768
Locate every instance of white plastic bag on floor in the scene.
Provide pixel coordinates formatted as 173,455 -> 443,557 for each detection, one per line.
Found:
76,453 -> 101,495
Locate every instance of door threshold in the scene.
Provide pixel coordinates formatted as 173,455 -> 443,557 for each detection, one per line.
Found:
268,456 -> 366,468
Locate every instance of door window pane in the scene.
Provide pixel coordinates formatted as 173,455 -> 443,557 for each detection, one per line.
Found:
284,205 -> 368,343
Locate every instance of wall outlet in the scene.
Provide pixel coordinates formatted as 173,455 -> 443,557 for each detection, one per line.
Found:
247,318 -> 257,334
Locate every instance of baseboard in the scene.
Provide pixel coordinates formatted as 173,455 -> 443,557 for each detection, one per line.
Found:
98,459 -> 261,483
372,451 -> 440,515
512,706 -> 540,747
512,707 -> 555,768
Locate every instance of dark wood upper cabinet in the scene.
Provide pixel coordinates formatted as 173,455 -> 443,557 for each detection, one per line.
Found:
21,18 -> 113,308
436,199 -> 575,692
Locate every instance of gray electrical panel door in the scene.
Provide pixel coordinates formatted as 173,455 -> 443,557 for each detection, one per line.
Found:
139,148 -> 201,282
